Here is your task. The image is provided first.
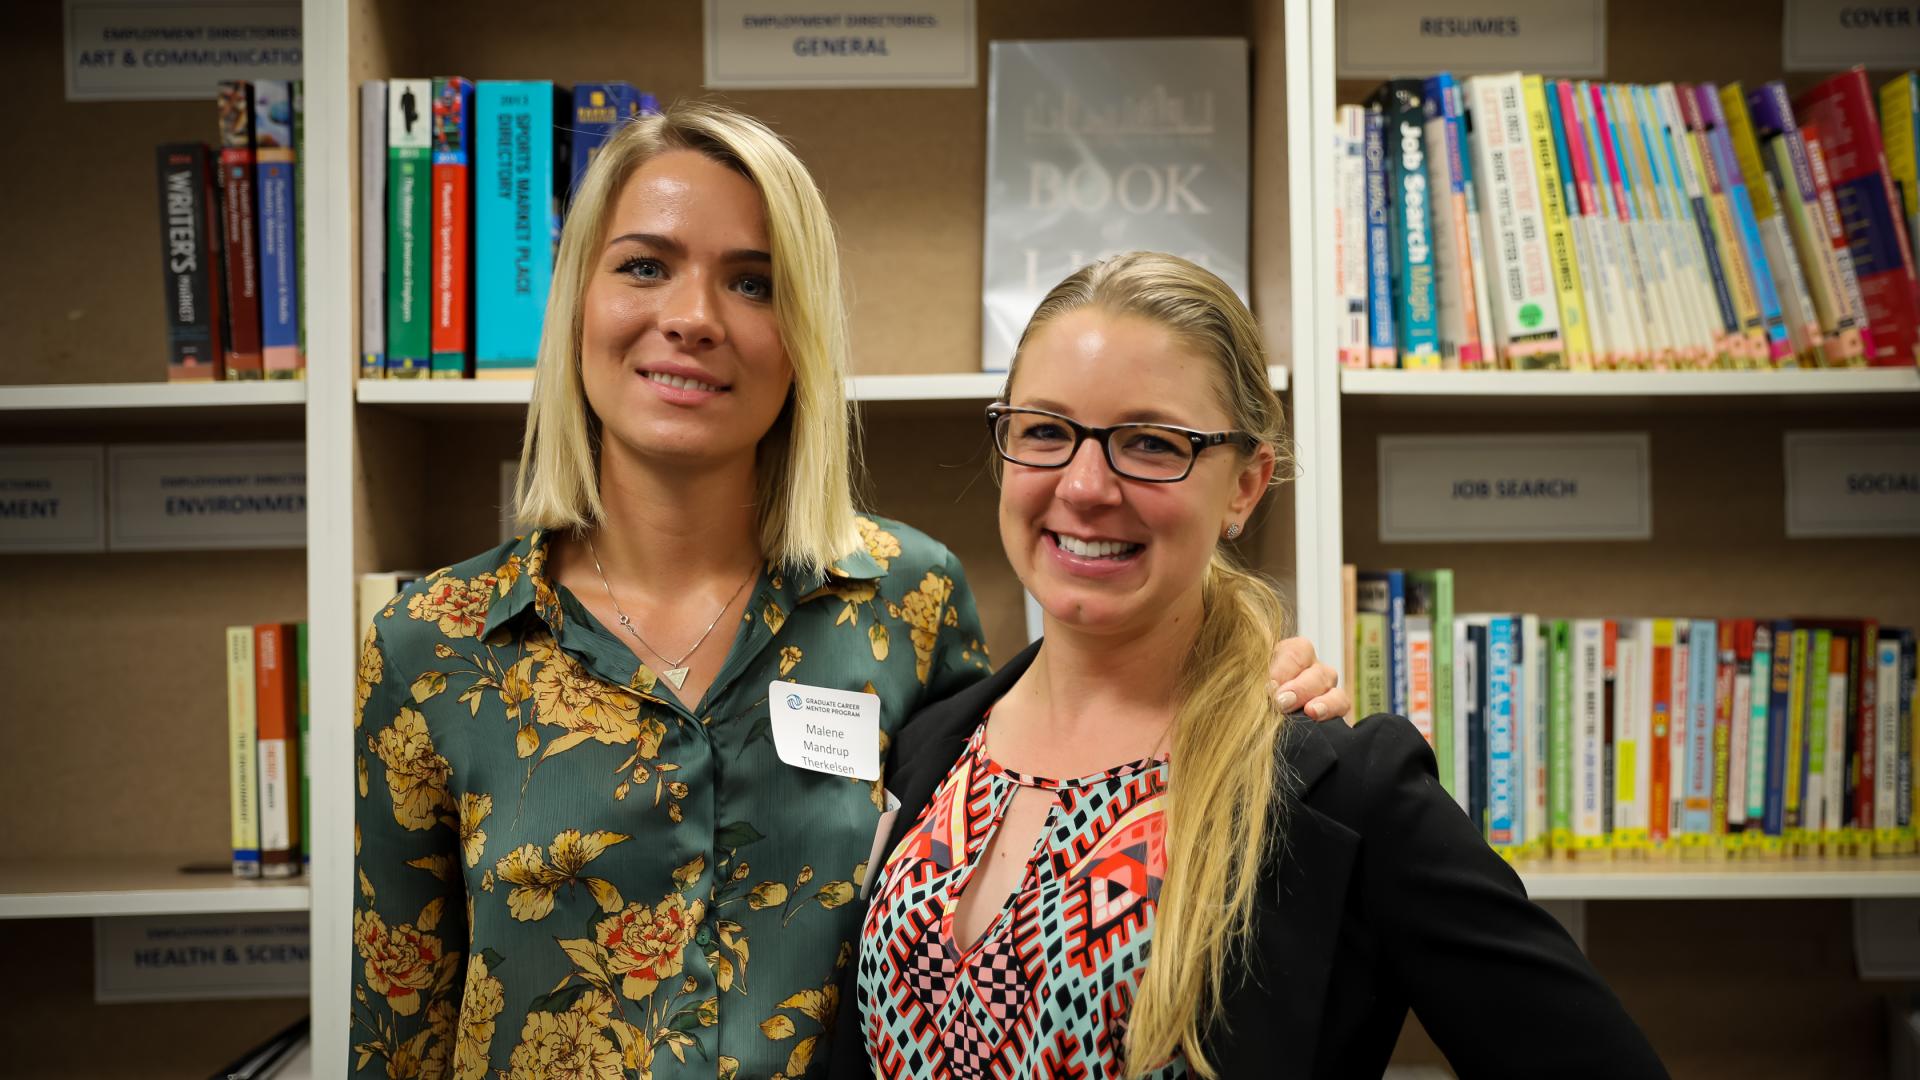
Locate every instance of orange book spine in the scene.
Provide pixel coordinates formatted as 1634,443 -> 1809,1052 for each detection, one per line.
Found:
254,623 -> 298,876
1650,619 -> 1675,847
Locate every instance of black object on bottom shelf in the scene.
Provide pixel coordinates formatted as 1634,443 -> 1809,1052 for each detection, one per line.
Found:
210,1014 -> 308,1080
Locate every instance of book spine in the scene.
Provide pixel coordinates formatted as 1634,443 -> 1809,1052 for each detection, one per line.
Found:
1857,622 -> 1880,845
1561,82 -> 1629,369
1455,81 -> 1500,367
1357,612 -> 1388,718
1825,636 -> 1851,851
1747,623 -> 1774,831
1881,73 -> 1920,273
217,81 -> 263,379
1805,629 -> 1832,844
1645,86 -> 1720,367
1388,572 -> 1407,716
1753,80 -> 1869,365
1451,617 -> 1471,809
1879,635 -> 1905,851
297,620 -> 310,865
570,82 -> 653,193
1901,631 -> 1916,850
1761,622 -> 1793,848
1785,627 -> 1812,844
1726,620 -> 1752,839
1525,76 -> 1591,370
1488,616 -> 1517,849
253,81 -> 300,379
1613,621 -> 1644,849
226,626 -> 260,877
1467,620 -> 1489,831
156,144 -> 226,381
1685,619 -> 1718,841
1723,82 -> 1823,364
1682,85 -> 1764,367
361,80 -> 387,379
1439,75 -> 1486,368
1649,618 -> 1674,847
1470,74 -> 1564,368
1701,85 -> 1793,366
1548,79 -> 1609,369
292,81 -> 306,371
1337,107 -> 1371,369
1582,85 -> 1650,368
1594,84 -> 1663,370
1671,621 -> 1692,843
1408,616 -> 1435,745
1805,129 -> 1884,366
1602,619 -> 1618,840
1363,106 -> 1397,368
1799,71 -> 1920,366
1527,615 -> 1549,855
1422,78 -> 1469,370
1573,619 -> 1606,847
387,79 -> 432,376
255,623 -> 296,877
1384,82 -> 1441,368
1550,619 -> 1574,851
1614,85 -> 1683,370
1432,571 -> 1455,798
477,81 -> 562,377
431,77 -> 475,378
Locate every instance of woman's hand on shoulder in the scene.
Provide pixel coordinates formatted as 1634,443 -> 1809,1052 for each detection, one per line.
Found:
1269,635 -> 1351,721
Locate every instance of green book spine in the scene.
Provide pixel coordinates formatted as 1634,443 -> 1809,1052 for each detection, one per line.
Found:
1357,612 -> 1389,719
1549,619 -> 1574,849
386,79 -> 432,375
1806,628 -> 1832,838
1431,571 -> 1455,798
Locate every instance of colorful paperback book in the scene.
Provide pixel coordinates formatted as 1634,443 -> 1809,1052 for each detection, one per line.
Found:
1761,621 -> 1794,847
1745,622 -> 1773,834
1487,616 -> 1519,849
253,81 -> 300,379
1805,130 -> 1886,368
1336,106 -> 1371,369
571,82 -> 657,192
1454,79 -> 1500,366
1546,80 -> 1612,369
1699,85 -> 1793,367
1602,84 -> 1679,370
1571,619 -> 1608,849
1799,68 -> 1920,367
1670,620 -> 1691,845
226,626 -> 260,877
1524,614 -> 1548,855
1408,615 -> 1435,745
1683,618 -> 1717,842
1878,635 -> 1903,850
1406,570 -> 1455,797
293,82 -> 305,369
1642,85 -> 1722,367
216,81 -> 263,379
477,81 -> 567,377
1785,627 -> 1812,842
1650,619 -> 1675,846
1576,83 -> 1652,369
1559,81 -> 1634,369
297,621 -> 310,865
361,81 -> 387,379
1805,629 -> 1834,842
1464,619 -> 1490,831
431,77 -> 474,378
386,79 -> 432,376
1900,630 -> 1915,849
1615,619 -> 1649,849
1467,74 -> 1564,368
1524,76 -> 1591,369
1822,636 -> 1850,849
255,623 -> 299,878
1422,73 -> 1484,369
1677,84 -> 1761,367
155,144 -> 227,381
1714,622 -> 1738,842
1363,106 -> 1397,368
1374,81 -> 1441,368
1357,571 -> 1407,717
1883,73 -> 1920,274
1722,82 -> 1824,365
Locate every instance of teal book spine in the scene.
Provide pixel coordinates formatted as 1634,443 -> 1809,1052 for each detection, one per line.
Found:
476,81 -> 565,376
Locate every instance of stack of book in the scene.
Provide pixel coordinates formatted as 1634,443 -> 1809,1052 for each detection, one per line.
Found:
1344,567 -> 1918,861
226,622 -> 309,879
1332,67 -> 1920,372
155,80 -> 306,382
359,79 -> 658,380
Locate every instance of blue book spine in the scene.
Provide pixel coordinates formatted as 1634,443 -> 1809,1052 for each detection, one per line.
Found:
253,80 -> 299,378
1701,86 -> 1791,362
1683,619 -> 1717,836
1900,630 -> 1916,829
1387,571 -> 1407,717
570,83 -> 659,193
1763,619 -> 1794,837
476,81 -> 561,376
1487,617 -> 1517,846
1382,82 -> 1440,367
1467,622 -> 1489,836
1363,107 -> 1396,365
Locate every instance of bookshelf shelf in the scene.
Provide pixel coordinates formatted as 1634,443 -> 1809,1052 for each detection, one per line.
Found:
0,381 -> 308,430
1339,368 -> 1920,414
1516,857 -> 1920,901
0,859 -> 310,920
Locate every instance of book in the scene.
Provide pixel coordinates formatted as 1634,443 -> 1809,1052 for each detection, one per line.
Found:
1363,105 -> 1397,368
360,81 -> 387,379
1722,82 -> 1825,365
1464,618 -> 1490,831
1524,75 -> 1591,370
1761,620 -> 1794,851
1466,73 -> 1564,368
1728,620 -> 1756,837
386,78 -> 432,377
570,81 -> 657,192
1357,570 -> 1407,715
1572,619 -> 1608,851
1524,614 -> 1548,856
1799,68 -> 1920,366
430,77 -> 474,379
1550,619 -> 1574,852
1806,128 -> 1885,367
1615,619 -> 1649,850
155,144 -> 227,380
216,81 -> 263,379
292,81 -> 306,370
477,80 -> 568,377
1335,106 -> 1371,370
253,81 -> 301,380
1649,618 -> 1675,847
1405,569 -> 1455,796
1422,74 -> 1482,369
1408,614 -> 1435,745
1454,78 -> 1500,366
1487,615 -> 1518,849
358,570 -> 426,636
1699,84 -> 1793,367
1746,622 -> 1775,835
1376,80 -> 1441,368
1883,72 -> 1920,274
1823,635 -> 1851,850
1356,611 -> 1389,718
1712,621 -> 1737,845
1879,633 -> 1904,851
226,626 -> 260,878
1682,618 -> 1717,845
1579,83 -> 1652,369
255,623 -> 299,878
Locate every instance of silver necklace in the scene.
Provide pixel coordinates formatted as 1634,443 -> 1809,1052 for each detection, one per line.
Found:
586,537 -> 758,692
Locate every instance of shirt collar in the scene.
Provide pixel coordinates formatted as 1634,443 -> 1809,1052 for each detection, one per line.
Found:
478,529 -> 551,640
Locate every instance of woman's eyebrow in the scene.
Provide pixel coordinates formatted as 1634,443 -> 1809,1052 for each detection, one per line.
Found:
603,232 -> 770,264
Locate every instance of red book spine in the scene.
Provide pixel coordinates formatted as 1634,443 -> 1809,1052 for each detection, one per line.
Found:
430,161 -> 469,363
217,81 -> 263,378
1650,624 -> 1673,847
1856,622 -> 1880,835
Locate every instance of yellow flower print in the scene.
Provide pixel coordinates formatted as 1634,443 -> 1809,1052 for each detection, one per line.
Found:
458,793 -> 492,867
494,552 -> 524,598
854,516 -> 901,570
494,829 -> 630,922
530,643 -> 651,759
453,951 -> 504,1080
353,908 -> 445,1018
505,995 -> 623,1080
372,707 -> 454,831
407,572 -> 497,639
778,645 -> 802,676
762,601 -> 787,635
356,623 -> 382,727
885,571 -> 955,684
594,892 -> 706,1001
760,983 -> 840,1077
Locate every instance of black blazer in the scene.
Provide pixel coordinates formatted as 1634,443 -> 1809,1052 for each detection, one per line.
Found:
828,641 -> 1667,1079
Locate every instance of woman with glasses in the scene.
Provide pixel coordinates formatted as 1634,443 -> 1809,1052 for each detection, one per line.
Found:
350,104 -> 1350,1078
832,253 -> 1666,1080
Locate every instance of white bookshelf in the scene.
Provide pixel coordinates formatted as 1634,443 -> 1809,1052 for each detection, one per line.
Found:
0,380 -> 307,427
0,859 -> 310,920
1339,368 -> 1920,414
1516,858 -> 1920,901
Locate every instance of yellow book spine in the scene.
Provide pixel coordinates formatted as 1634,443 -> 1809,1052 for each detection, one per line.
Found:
1525,76 -> 1592,370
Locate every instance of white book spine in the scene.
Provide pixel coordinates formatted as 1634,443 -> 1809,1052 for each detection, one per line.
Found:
1468,74 -> 1562,365
1574,620 -> 1606,841
360,80 -> 387,378
1729,658 -> 1753,829
1826,664 -> 1848,842
1408,615 -> 1435,745
1880,640 -> 1902,840
1336,107 -> 1371,369
1613,622 -> 1641,837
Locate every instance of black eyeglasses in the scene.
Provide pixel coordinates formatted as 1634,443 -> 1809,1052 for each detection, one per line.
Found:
985,404 -> 1258,483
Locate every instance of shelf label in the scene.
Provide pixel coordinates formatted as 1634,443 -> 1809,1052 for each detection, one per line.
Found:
1379,433 -> 1651,542
0,446 -> 106,553
704,0 -> 975,88
108,442 -> 305,551
1785,430 -> 1920,538
63,0 -> 301,102
1783,1 -> 1920,71
95,911 -> 308,1003
1336,0 -> 1607,78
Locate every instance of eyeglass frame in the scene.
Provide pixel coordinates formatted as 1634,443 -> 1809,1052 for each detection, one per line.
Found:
984,403 -> 1260,484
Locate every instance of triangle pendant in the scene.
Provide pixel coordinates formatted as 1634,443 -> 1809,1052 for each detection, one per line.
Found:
660,667 -> 690,691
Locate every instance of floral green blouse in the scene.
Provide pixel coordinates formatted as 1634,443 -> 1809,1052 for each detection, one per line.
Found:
351,515 -> 991,1080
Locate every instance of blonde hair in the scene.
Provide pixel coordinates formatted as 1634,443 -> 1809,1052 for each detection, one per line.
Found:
513,101 -> 860,576
1007,252 -> 1293,1078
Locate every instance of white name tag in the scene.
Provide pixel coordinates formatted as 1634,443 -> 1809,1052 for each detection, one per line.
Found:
769,681 -> 881,781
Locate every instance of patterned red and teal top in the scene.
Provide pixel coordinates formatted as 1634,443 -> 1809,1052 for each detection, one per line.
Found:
857,721 -> 1185,1079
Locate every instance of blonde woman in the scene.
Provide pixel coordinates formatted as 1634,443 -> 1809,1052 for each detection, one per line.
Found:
351,106 -> 1347,1078
838,254 -> 1666,1080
